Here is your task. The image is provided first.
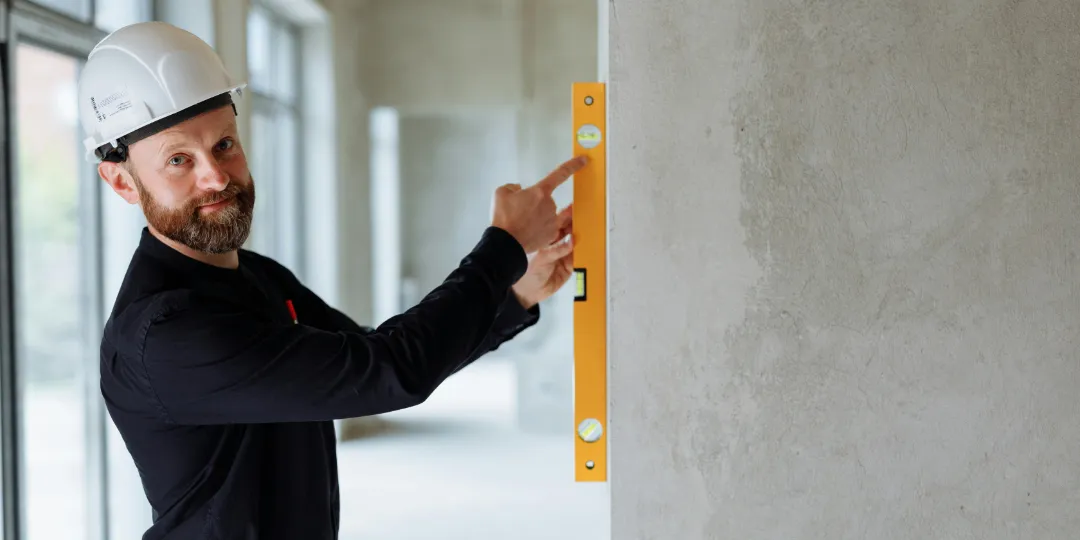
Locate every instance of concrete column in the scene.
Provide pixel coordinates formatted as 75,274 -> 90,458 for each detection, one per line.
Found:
608,0 -> 1080,537
325,0 -> 374,324
297,3 -> 340,303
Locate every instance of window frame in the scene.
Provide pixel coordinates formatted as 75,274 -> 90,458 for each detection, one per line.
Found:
21,0 -> 91,25
245,2 -> 305,279
2,8 -> 108,540
0,2 -> 152,539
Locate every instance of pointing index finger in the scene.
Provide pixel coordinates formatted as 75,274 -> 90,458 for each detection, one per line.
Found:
536,156 -> 589,194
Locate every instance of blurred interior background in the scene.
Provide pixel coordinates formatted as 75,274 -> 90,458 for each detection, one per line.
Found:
0,0 -> 608,538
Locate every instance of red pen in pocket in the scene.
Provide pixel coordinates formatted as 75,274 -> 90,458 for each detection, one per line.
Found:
285,300 -> 298,324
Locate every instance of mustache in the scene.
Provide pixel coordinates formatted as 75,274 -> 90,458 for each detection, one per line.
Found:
189,182 -> 246,209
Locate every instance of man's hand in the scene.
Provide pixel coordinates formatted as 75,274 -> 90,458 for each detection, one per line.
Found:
512,205 -> 574,309
491,156 -> 588,254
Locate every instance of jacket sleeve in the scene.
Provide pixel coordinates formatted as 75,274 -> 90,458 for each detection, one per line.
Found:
139,227 -> 532,425
287,256 -> 540,367
449,292 -> 539,376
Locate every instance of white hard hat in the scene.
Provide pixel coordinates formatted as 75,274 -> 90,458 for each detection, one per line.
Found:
77,21 -> 246,162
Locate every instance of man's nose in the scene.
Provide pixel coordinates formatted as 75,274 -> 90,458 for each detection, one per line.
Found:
194,157 -> 230,191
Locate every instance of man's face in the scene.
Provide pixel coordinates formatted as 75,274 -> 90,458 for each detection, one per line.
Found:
114,106 -> 256,254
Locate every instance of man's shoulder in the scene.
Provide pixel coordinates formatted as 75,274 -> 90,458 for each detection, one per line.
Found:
104,250 -> 210,352
103,284 -> 195,362
100,272 -> 204,429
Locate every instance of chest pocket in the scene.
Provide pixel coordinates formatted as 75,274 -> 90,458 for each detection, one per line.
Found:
236,264 -> 300,325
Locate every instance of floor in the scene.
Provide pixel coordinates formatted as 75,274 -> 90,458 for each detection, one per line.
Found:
336,358 -> 610,540
19,359 -> 607,539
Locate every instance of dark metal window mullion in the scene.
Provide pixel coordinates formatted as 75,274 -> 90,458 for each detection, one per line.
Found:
3,6 -> 108,540
0,2 -> 25,538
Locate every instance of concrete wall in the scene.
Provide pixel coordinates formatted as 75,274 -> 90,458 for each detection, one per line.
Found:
356,0 -> 596,433
363,0 -> 525,111
609,0 -> 1080,538
398,112 -> 520,305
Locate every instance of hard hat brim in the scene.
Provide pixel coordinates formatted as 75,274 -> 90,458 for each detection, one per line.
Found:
92,87 -> 244,163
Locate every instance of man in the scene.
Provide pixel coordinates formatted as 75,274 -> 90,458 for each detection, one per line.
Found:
80,22 -> 586,539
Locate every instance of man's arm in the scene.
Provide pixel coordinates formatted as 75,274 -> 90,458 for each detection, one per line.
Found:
139,227 -> 529,425
291,275 -> 539,372
285,260 -> 539,369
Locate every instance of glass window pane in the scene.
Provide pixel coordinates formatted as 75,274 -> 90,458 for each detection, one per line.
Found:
273,24 -> 298,104
246,7 -> 273,94
246,109 -> 277,256
14,44 -> 91,540
29,0 -> 91,22
94,0 -> 152,33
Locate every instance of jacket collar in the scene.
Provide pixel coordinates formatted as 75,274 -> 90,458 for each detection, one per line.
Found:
136,227 -> 246,281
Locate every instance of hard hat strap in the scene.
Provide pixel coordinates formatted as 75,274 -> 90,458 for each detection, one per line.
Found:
96,92 -> 238,163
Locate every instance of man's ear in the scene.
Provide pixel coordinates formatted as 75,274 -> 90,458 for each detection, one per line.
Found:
98,161 -> 140,204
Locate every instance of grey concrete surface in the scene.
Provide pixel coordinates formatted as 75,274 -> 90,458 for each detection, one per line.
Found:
399,112 -> 521,306
363,0 -> 526,111
608,0 -> 1080,538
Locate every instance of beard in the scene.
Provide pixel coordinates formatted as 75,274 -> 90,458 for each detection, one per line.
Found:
133,171 -> 256,254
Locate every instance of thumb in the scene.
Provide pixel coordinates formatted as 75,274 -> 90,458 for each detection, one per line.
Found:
543,235 -> 574,260
555,204 -> 573,228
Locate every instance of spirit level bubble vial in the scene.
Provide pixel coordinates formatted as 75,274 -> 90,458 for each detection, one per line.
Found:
572,82 -> 606,483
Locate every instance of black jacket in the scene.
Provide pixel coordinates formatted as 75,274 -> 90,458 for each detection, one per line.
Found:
101,226 -> 539,539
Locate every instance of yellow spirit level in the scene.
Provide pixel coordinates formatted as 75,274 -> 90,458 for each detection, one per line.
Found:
572,82 -> 606,482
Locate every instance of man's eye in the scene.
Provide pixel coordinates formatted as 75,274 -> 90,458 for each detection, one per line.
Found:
168,156 -> 187,166
217,138 -> 234,152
